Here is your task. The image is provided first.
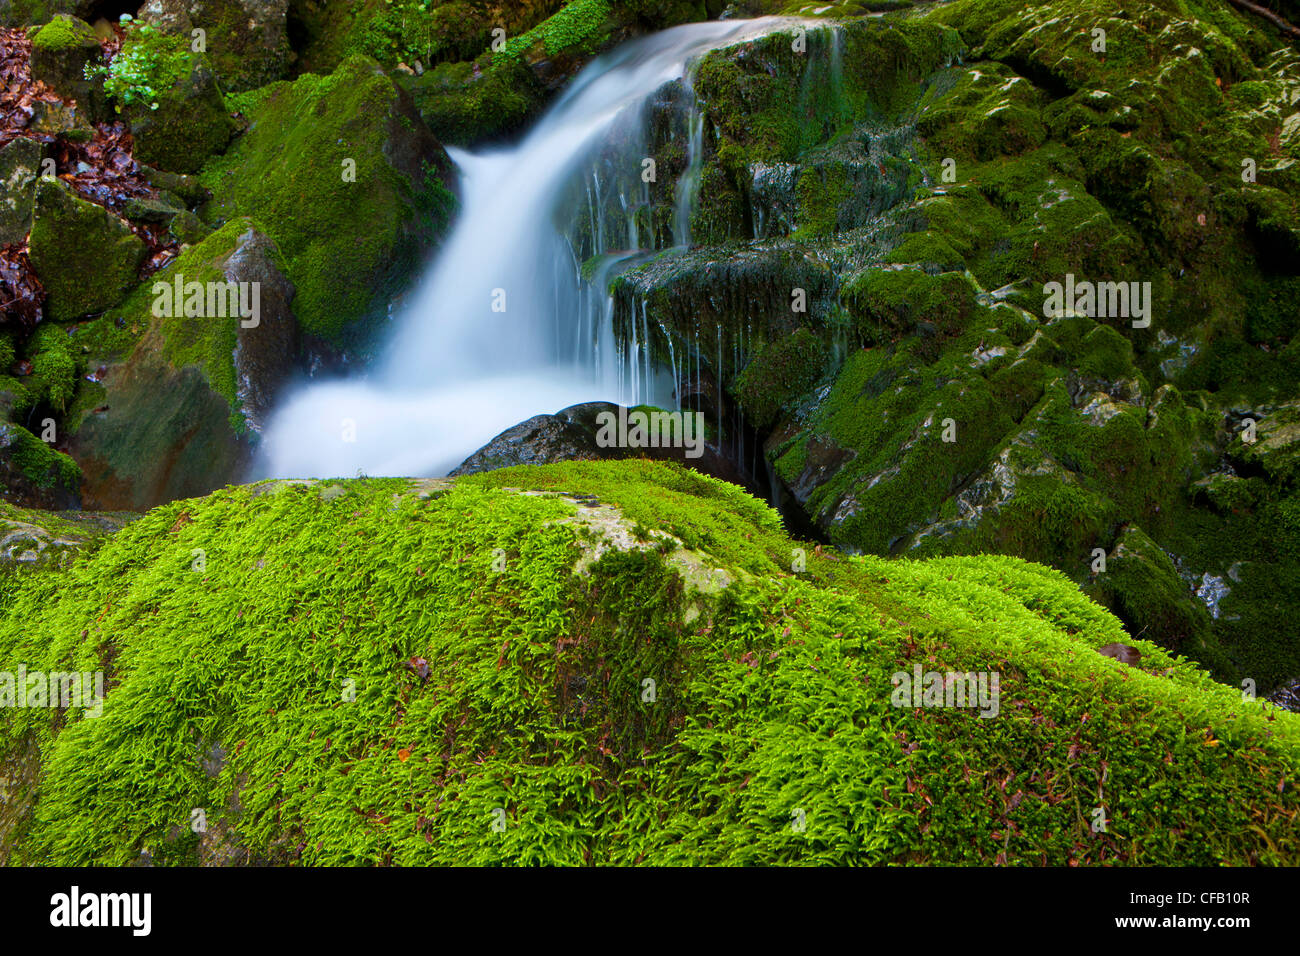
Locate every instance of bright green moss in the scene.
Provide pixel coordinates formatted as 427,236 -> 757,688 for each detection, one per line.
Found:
0,461 -> 1295,865
498,0 -> 614,62
30,12 -> 92,51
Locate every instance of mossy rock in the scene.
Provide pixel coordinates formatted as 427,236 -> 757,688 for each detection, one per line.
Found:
138,0 -> 291,93
0,421 -> 80,511
199,55 -> 456,346
27,177 -> 146,322
1089,524 -> 1226,668
125,46 -> 237,175
28,14 -> 106,117
67,219 -> 297,510
0,460 -> 1297,865
0,137 -> 44,245
401,58 -> 544,147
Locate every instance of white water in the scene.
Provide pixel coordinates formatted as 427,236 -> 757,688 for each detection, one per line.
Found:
255,18 -> 798,480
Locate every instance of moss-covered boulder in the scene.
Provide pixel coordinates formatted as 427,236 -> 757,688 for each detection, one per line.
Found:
118,38 -> 238,174
0,460 -> 1296,865
138,0 -> 291,93
199,55 -> 455,346
67,219 -> 297,511
0,137 -> 43,245
28,14 -> 107,119
0,421 -> 80,511
27,177 -> 146,322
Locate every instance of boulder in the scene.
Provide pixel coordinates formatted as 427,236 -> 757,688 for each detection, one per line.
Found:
137,0 -> 290,93
28,14 -> 107,119
199,55 -> 455,344
126,48 -> 237,174
0,137 -> 43,245
27,177 -> 145,321
68,220 -> 297,510
452,401 -> 751,487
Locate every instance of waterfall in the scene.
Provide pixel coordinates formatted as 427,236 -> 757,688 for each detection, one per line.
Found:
254,18 -> 797,480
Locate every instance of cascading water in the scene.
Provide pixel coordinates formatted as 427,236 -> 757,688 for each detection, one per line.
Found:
254,18 -> 798,480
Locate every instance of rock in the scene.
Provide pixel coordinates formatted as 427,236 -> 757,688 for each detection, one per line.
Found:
122,195 -> 185,224
450,403 -> 618,476
28,15 -> 107,120
0,500 -> 134,571
67,219 -> 297,510
222,227 -> 297,432
127,49 -> 237,174
27,99 -> 95,140
27,177 -> 146,321
167,208 -> 212,244
0,137 -> 43,244
199,55 -> 456,344
1233,402 -> 1300,487
0,421 -> 80,511
451,401 -> 752,487
1096,643 -> 1142,667
137,165 -> 208,207
137,0 -> 290,93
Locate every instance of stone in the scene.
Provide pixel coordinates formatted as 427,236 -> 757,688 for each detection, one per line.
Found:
0,137 -> 43,245
27,177 -> 146,321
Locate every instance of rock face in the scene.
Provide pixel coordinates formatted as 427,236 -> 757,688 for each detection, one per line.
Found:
590,3 -> 1300,698
1,461 -> 1298,865
26,176 -> 145,321
0,137 -> 42,244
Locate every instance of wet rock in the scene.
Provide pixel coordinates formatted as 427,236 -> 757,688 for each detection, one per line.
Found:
0,137 -> 43,244
223,228 -> 297,433
66,219 -> 292,510
452,401 -> 750,486
27,176 -> 145,321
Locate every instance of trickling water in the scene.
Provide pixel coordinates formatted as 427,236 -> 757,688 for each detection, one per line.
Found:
255,18 -> 798,480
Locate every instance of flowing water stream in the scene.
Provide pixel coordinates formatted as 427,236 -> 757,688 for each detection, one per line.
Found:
254,18 -> 802,480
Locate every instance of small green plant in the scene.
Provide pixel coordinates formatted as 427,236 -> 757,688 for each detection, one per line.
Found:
84,23 -> 188,112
